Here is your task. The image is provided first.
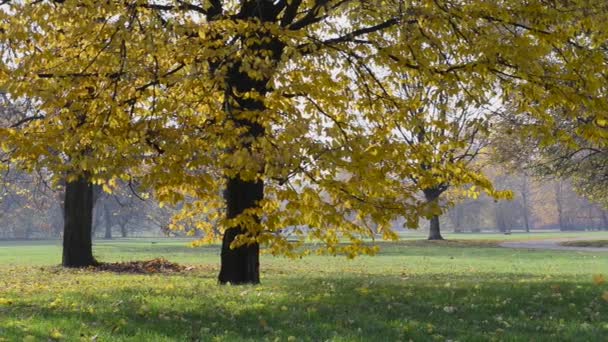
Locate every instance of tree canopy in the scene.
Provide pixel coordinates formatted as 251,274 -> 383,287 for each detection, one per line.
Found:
1,0 -> 608,281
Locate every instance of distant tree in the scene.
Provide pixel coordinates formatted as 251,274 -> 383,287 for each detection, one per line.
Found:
520,174 -> 532,233
492,92 -> 608,212
392,79 -> 502,240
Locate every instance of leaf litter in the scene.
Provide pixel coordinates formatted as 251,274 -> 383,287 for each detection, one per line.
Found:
91,258 -> 193,274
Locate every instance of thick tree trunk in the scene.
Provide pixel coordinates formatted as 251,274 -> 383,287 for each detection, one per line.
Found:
217,69 -> 266,284
423,188 -> 444,240
218,178 -> 263,284
215,8 -> 284,284
120,224 -> 128,238
428,214 -> 444,240
62,176 -> 96,267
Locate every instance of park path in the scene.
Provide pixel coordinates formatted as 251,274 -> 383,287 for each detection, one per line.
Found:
500,238 -> 608,252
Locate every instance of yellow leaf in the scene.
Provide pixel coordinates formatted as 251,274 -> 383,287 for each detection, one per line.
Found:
49,329 -> 63,340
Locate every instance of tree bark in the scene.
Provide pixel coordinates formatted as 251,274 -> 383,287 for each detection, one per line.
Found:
424,188 -> 444,240
62,175 -> 96,267
216,7 -> 284,284
218,178 -> 263,284
555,182 -> 566,231
217,69 -> 267,284
428,214 -> 443,240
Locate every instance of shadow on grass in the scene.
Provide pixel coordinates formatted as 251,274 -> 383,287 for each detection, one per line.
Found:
1,272 -> 606,341
560,240 -> 608,248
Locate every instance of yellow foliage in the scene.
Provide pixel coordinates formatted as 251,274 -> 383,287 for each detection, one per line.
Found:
1,0 -> 607,257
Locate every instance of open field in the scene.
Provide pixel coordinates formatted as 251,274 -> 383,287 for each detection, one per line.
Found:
1,232 -> 607,341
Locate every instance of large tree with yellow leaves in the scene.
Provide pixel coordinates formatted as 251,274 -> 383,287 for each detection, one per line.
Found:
1,0 -> 607,283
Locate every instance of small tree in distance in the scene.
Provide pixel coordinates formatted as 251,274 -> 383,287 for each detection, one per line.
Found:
391,78 -> 508,240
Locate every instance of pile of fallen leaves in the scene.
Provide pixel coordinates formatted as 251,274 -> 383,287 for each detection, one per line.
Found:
92,258 -> 191,274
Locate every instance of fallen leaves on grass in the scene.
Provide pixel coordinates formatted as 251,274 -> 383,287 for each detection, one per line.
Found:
49,329 -> 63,340
92,258 -> 189,274
593,274 -> 605,286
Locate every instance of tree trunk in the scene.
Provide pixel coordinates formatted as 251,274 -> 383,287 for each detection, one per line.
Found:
555,182 -> 566,231
103,203 -> 112,239
120,223 -> 128,238
215,8 -> 285,284
423,188 -> 444,240
600,211 -> 608,231
62,176 -> 96,267
453,205 -> 463,233
216,62 -> 268,283
494,203 -> 507,233
522,203 -> 530,233
428,214 -> 444,240
521,175 -> 531,232
217,70 -> 266,284
218,177 -> 263,284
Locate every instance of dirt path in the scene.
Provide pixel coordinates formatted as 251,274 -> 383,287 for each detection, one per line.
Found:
500,238 -> 608,252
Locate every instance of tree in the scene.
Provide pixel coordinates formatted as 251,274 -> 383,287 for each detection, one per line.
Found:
520,174 -> 532,233
61,176 -> 97,266
492,104 -> 608,220
0,168 -> 62,239
92,183 -> 176,239
446,198 -> 490,233
391,79 -> 500,240
0,95 -> 65,239
2,1 -> 608,283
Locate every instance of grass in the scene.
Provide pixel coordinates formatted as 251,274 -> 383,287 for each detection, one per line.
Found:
561,240 -> 608,248
0,233 -> 607,341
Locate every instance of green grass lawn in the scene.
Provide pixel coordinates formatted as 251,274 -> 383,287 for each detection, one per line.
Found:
1,233 -> 607,341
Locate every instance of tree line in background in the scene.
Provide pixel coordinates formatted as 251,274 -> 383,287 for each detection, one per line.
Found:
2,164 -> 606,241
0,1 -> 607,284
0,170 -> 182,240
444,171 -> 608,234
